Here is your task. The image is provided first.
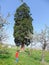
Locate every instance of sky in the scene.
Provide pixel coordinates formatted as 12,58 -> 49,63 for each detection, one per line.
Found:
0,0 -> 49,45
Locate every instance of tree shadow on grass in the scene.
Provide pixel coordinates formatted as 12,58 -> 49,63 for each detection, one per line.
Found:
0,54 -> 10,59
30,54 -> 41,61
33,56 -> 41,61
0,49 -> 11,59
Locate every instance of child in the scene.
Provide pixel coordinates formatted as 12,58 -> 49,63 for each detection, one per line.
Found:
15,50 -> 19,62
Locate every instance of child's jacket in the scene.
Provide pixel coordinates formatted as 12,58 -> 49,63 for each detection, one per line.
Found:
16,52 -> 19,58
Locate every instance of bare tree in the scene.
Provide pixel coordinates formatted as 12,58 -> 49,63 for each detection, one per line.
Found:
36,27 -> 49,62
29,32 -> 39,49
27,32 -> 38,55
30,26 -> 49,62
0,11 -> 10,44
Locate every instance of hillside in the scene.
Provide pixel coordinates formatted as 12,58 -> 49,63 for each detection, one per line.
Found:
0,48 -> 49,65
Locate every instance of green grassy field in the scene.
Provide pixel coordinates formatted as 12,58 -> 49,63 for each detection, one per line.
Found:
0,48 -> 49,65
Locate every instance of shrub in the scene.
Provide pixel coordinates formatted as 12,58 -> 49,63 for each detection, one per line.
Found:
0,46 -> 10,59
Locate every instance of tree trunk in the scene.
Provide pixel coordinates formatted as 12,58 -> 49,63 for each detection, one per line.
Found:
21,43 -> 25,51
41,49 -> 45,63
41,41 -> 46,63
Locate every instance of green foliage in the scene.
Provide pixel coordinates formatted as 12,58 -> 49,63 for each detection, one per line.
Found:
14,3 -> 33,46
0,48 -> 49,65
25,48 -> 30,55
0,45 -> 10,59
0,51 -> 10,59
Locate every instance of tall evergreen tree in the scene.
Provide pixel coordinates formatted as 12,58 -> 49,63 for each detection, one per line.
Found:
14,3 -> 33,49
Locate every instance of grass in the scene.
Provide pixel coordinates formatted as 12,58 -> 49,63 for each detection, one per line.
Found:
0,48 -> 49,65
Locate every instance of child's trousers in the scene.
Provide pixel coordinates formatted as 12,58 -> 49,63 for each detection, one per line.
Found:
16,58 -> 18,62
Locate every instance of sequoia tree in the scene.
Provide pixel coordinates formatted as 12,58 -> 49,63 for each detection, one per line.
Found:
14,3 -> 33,49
